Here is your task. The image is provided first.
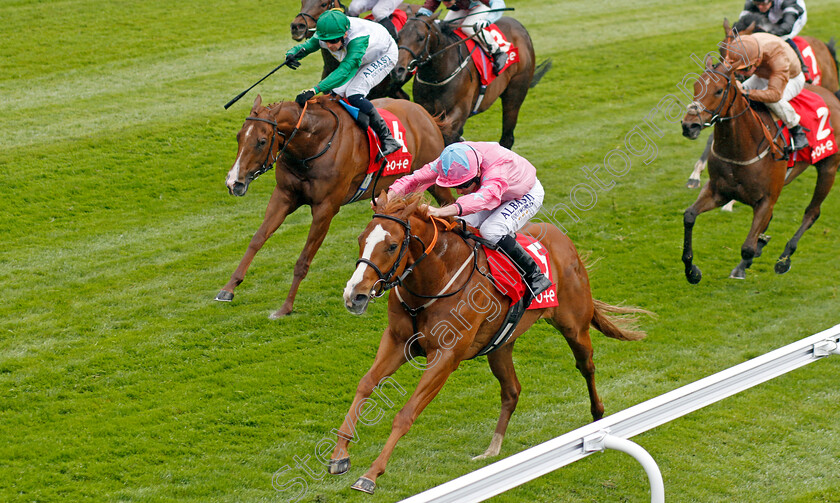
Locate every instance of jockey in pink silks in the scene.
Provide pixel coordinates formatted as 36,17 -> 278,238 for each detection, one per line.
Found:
388,141 -> 552,297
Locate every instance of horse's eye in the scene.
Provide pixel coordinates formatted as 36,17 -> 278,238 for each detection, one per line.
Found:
258,138 -> 267,147
320,2 -> 328,7
416,34 -> 424,43
388,243 -> 399,252
715,89 -> 723,96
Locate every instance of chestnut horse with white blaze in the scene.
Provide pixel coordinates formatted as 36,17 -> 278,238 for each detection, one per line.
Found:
218,95 -> 453,317
330,193 -> 651,494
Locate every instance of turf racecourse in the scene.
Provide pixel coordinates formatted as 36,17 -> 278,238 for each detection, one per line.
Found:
2,0 -> 839,501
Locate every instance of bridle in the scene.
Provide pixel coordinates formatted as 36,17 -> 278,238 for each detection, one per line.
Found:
686,66 -> 786,162
294,0 -> 345,36
357,213 -> 477,299
242,100 -> 339,181
398,17 -> 477,82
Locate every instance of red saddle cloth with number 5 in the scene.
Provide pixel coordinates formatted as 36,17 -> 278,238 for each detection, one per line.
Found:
482,233 -> 558,310
779,89 -> 838,167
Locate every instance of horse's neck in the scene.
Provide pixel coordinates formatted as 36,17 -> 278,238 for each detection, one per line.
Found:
421,29 -> 470,79
401,222 -> 474,297
713,98 -> 769,157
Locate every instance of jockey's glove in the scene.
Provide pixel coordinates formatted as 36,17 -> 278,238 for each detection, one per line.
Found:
285,53 -> 301,70
295,88 -> 316,106
474,19 -> 490,31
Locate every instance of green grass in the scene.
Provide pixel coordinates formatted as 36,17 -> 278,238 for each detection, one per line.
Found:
2,0 -> 839,502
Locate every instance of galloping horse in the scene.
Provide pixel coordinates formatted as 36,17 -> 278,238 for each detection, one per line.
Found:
687,18 -> 840,189
330,193 -> 650,494
681,58 -> 840,282
218,95 -> 453,317
290,0 -> 409,100
391,11 -> 551,148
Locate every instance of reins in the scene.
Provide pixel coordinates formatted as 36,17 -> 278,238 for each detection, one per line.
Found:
399,17 -> 479,84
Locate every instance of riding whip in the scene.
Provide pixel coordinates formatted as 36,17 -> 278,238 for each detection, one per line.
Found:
224,60 -> 290,110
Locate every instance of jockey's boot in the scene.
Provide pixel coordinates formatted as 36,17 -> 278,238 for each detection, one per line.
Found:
491,49 -> 508,75
789,124 -> 809,151
367,108 -> 403,158
497,235 -> 553,298
377,16 -> 398,40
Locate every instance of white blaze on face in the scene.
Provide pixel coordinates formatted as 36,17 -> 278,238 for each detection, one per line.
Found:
343,224 -> 389,303
226,123 -> 255,189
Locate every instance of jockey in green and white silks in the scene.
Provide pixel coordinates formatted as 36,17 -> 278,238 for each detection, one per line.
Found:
285,10 -> 402,157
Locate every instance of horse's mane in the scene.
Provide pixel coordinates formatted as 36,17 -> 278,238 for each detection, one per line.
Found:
382,192 -> 430,217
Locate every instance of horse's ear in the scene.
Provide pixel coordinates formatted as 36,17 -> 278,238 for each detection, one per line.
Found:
405,4 -> 413,16
399,196 -> 422,219
704,54 -> 715,70
723,17 -> 731,36
431,9 -> 441,20
743,21 -> 755,35
374,189 -> 388,211
252,94 -> 262,113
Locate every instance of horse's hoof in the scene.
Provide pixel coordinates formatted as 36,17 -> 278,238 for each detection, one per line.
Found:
686,264 -> 702,284
328,457 -> 350,475
775,257 -> 791,274
686,178 -> 701,189
729,268 -> 746,280
268,308 -> 292,319
215,290 -> 234,302
351,476 -> 376,494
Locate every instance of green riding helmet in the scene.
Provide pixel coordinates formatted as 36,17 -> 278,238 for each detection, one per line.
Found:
315,10 -> 350,40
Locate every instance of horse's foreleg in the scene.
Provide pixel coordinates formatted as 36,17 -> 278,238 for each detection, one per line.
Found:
216,187 -> 299,302
329,327 -> 408,476
473,343 -> 521,460
271,201 -> 340,318
687,136 -> 713,188
683,185 -> 724,284
730,198 -> 774,279
776,161 -> 837,274
352,349 -> 457,494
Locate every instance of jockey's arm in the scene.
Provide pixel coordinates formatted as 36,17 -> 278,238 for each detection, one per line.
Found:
286,37 -> 321,59
747,61 -> 790,102
769,12 -> 800,38
388,163 -> 439,197
455,179 -> 506,215
314,36 -> 369,93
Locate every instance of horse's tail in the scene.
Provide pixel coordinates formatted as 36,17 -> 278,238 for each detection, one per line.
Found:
590,299 -> 654,341
529,58 -> 553,89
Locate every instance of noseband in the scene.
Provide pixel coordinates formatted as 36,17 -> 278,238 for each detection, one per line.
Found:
398,18 -> 435,72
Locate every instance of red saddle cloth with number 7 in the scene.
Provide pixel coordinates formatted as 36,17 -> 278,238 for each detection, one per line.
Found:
779,89 -> 838,167
453,26 -> 519,86
482,233 -> 558,310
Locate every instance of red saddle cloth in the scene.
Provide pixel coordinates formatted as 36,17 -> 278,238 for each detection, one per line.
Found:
792,37 -> 823,86
364,108 -> 413,176
364,9 -> 408,32
779,89 -> 838,167
453,26 -> 519,86
482,234 -> 558,310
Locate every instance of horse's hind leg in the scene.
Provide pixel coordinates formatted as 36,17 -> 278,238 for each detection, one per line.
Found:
730,198 -> 774,279
776,159 -> 838,273
473,343 -> 521,460
498,75 -> 531,149
687,136 -> 713,188
547,318 -> 603,420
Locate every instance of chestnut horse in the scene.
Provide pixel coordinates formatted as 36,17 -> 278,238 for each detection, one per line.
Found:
391,11 -> 551,148
687,18 -> 840,189
218,95 -> 453,317
681,59 -> 840,282
290,0 -> 409,100
330,193 -> 650,494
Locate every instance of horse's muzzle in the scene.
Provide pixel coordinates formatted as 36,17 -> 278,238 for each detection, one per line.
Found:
391,67 -> 409,85
229,181 -> 249,197
681,121 -> 703,140
345,293 -> 370,315
290,23 -> 307,41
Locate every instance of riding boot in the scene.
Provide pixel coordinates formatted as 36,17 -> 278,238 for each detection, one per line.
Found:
789,124 -> 809,151
491,49 -> 508,75
496,235 -> 553,298
377,16 -> 398,40
367,108 -> 403,158
785,38 -> 811,83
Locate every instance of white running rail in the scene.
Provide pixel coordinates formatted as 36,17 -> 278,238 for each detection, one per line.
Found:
399,324 -> 840,503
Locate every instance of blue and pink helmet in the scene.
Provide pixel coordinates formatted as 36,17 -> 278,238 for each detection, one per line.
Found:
434,143 -> 482,187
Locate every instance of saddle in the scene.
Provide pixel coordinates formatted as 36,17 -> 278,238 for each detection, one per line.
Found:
456,226 -> 559,358
452,26 -> 518,86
